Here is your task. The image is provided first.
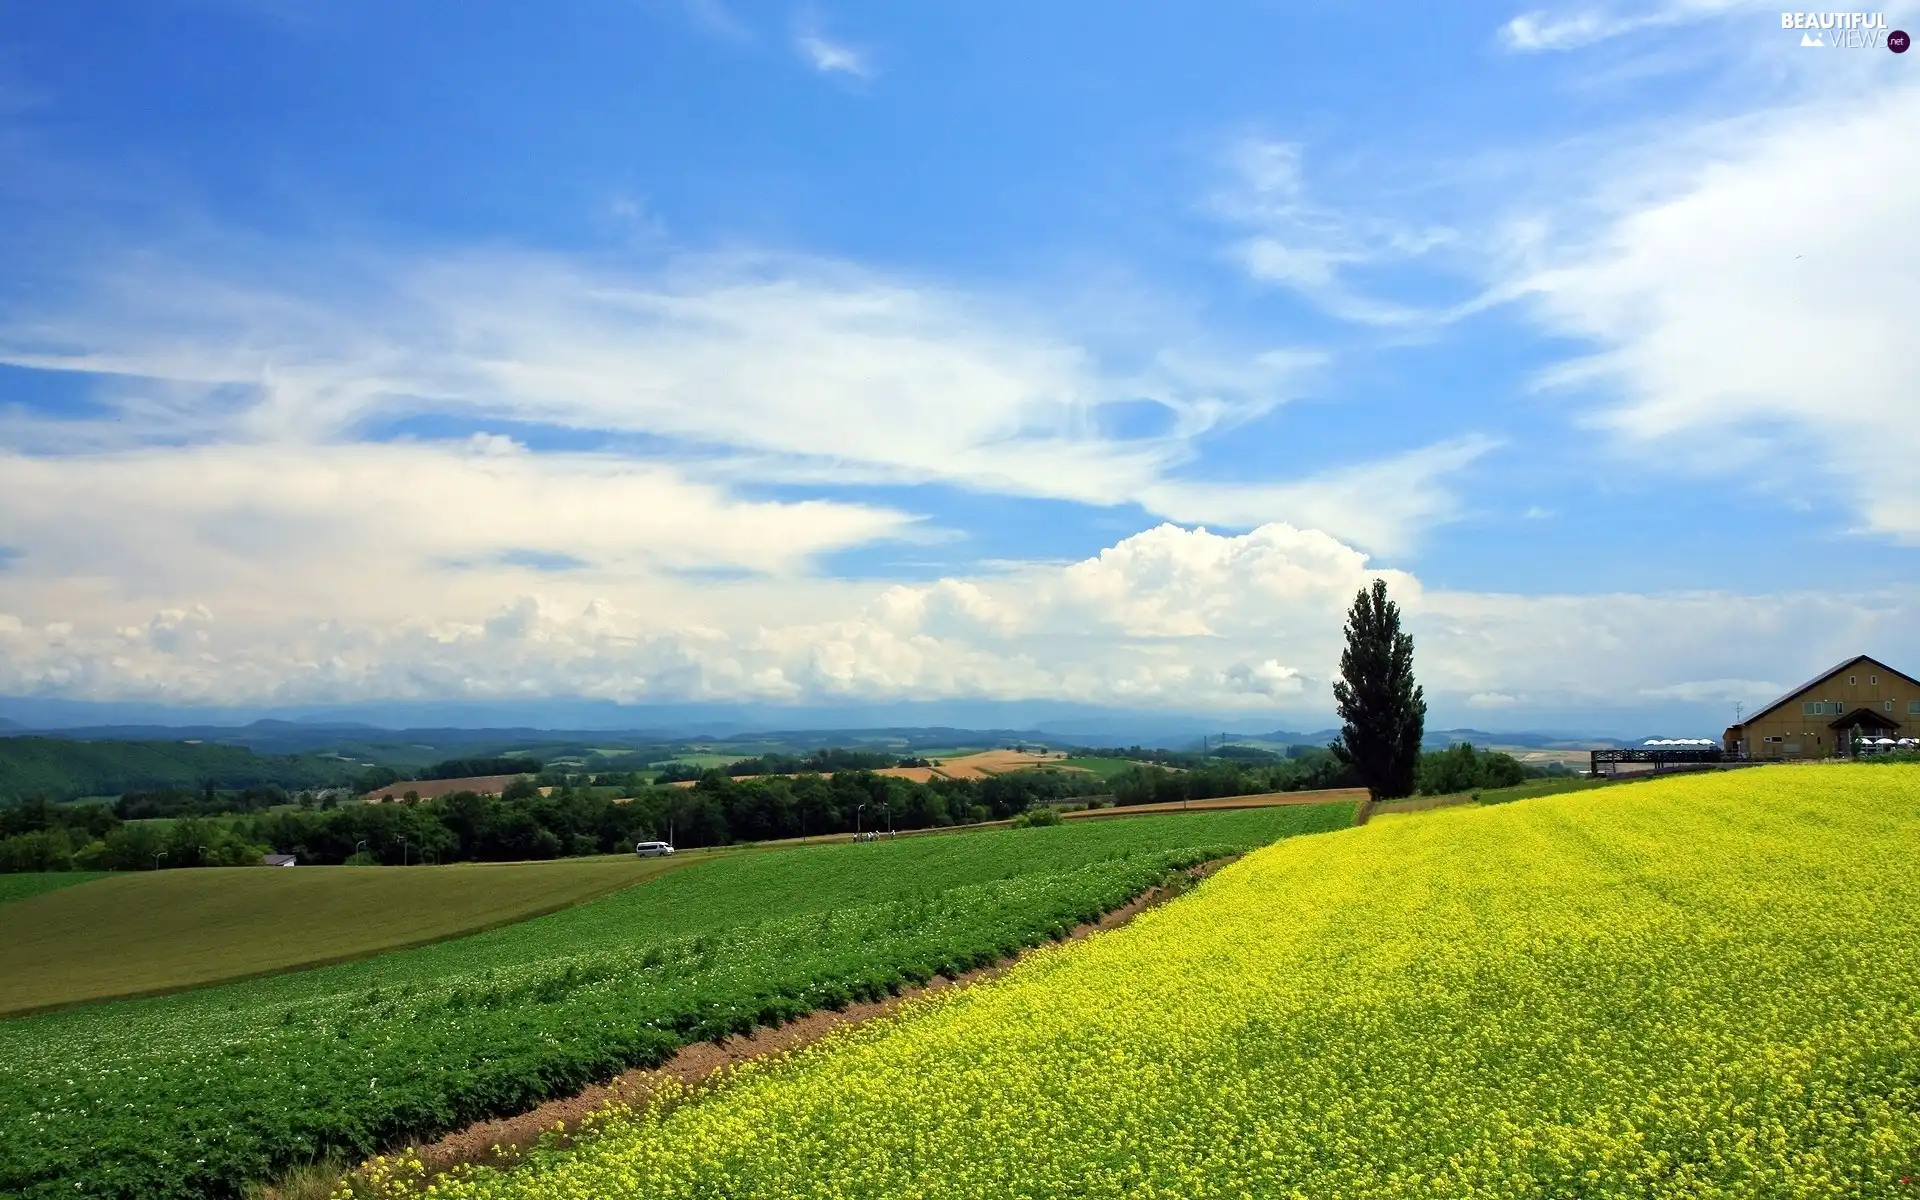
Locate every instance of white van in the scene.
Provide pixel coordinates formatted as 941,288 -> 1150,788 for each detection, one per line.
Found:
634,840 -> 677,858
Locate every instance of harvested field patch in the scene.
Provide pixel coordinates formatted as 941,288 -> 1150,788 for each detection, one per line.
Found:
929,748 -> 1082,780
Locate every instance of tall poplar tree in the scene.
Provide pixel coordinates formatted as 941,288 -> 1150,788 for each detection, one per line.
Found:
1330,579 -> 1427,803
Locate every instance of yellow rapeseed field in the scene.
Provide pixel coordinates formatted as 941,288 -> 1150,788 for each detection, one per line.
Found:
352,764 -> 1920,1199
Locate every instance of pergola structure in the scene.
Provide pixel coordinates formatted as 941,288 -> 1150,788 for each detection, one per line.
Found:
1589,744 -> 1723,776
1832,706 -> 1901,752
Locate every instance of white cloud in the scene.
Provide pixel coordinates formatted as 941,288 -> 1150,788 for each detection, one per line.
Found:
794,16 -> 871,79
1211,138 -> 1456,326
1517,79 -> 1920,539
0,248 -> 1477,552
3,513 -> 1914,723
1639,678 -> 1787,703
0,442 -> 911,610
1140,437 -> 1498,556
1497,1 -> 1765,52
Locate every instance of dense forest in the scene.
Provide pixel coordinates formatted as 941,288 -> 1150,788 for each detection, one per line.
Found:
0,737 -> 359,804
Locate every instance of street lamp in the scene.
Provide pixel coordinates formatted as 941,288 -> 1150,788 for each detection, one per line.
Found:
152,850 -> 166,871
399,835 -> 409,867
354,839 -> 368,862
855,802 -> 866,841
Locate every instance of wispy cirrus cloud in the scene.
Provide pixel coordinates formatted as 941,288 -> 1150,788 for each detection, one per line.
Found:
1210,138 -> 1456,326
1512,79 -> 1920,540
1497,0 -> 1770,52
681,0 -> 753,41
0,245 -> 1481,552
793,13 -> 871,79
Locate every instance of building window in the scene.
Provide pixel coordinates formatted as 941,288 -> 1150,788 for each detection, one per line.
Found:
1888,700 -> 1896,712
1870,675 -> 1878,685
1910,700 -> 1920,715
1802,700 -> 1842,716
1849,676 -> 1858,685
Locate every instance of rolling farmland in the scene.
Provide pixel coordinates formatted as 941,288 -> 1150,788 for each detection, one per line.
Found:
0,857 -> 691,1015
0,803 -> 1352,1199
382,764 -> 1920,1200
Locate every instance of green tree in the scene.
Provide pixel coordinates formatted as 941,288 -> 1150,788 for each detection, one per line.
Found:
1330,579 -> 1427,805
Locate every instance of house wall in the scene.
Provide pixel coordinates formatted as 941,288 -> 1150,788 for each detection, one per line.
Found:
1731,661 -> 1918,760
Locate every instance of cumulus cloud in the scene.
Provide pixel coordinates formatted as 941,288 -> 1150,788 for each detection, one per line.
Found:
3,516 -> 1914,722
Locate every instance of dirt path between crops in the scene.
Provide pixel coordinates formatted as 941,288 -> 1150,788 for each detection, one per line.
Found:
394,858 -> 1234,1182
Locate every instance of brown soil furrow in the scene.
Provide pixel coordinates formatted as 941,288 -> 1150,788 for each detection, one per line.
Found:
384,858 -> 1232,1184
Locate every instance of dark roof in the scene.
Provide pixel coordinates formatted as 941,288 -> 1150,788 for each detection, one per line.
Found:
1830,707 -> 1902,732
1735,654 -> 1920,728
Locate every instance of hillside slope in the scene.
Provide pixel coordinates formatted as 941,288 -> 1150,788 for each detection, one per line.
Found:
0,736 -> 357,802
412,764 -> 1920,1200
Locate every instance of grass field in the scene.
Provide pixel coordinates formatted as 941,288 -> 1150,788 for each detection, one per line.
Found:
1054,755 -> 1141,780
0,872 -> 108,907
657,752 -> 750,770
0,857 -> 690,1015
392,764 -> 1920,1200
0,803 -> 1352,1200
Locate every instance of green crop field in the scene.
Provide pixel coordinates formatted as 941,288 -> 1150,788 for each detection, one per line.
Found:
0,857 -> 691,1015
0,872 -> 108,907
1054,755 -> 1140,781
386,764 -> 1920,1200
0,803 -> 1351,1199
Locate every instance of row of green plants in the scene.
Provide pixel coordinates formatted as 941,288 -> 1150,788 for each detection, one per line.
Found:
0,804 -> 1354,1199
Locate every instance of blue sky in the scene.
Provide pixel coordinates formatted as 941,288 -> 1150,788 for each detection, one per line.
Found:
0,0 -> 1917,734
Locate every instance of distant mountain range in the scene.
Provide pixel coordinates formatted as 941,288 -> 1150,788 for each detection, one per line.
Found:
0,714 -> 1634,758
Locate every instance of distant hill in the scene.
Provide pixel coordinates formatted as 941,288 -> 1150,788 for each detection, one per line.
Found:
0,737 -> 360,803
